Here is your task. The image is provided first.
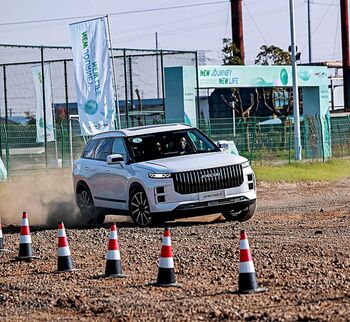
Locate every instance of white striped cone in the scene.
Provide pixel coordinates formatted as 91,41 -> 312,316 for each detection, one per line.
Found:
238,230 -> 267,294
150,228 -> 180,287
105,223 -> 125,277
57,221 -> 74,272
16,211 -> 35,260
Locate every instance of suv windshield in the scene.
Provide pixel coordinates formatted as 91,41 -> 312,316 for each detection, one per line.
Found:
126,128 -> 220,163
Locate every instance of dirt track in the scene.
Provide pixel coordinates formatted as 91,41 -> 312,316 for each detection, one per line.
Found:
0,176 -> 349,321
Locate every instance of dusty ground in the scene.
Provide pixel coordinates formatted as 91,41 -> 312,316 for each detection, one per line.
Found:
0,174 -> 349,321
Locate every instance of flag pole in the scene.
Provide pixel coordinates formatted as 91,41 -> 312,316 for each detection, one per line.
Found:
106,15 -> 121,129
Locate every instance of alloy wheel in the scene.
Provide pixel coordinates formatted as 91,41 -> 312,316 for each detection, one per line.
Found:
130,191 -> 152,227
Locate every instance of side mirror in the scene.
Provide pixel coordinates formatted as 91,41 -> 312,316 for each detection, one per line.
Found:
106,153 -> 124,165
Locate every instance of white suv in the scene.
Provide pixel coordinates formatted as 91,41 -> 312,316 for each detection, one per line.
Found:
73,124 -> 257,227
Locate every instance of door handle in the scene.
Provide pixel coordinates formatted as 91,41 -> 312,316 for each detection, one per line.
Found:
106,169 -> 111,173
84,166 -> 89,170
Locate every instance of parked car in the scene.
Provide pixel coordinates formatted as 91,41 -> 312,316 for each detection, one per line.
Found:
72,123 -> 257,227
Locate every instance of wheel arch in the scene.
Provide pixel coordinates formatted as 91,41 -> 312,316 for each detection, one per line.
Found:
76,180 -> 91,194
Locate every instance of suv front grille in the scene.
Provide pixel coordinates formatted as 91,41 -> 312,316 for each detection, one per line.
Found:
172,164 -> 244,194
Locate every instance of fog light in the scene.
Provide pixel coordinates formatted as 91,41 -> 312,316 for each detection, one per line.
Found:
248,183 -> 254,190
156,187 -> 164,194
247,174 -> 253,181
157,195 -> 165,203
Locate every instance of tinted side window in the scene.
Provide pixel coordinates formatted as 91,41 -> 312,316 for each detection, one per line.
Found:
94,138 -> 113,161
82,139 -> 99,159
112,138 -> 128,161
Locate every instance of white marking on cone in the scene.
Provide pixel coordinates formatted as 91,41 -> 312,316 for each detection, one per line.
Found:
239,261 -> 255,273
109,231 -> 118,240
21,218 -> 29,226
159,257 -> 174,269
106,250 -> 121,260
20,235 -> 32,244
58,229 -> 66,237
162,236 -> 172,246
58,246 -> 71,257
240,239 -> 250,250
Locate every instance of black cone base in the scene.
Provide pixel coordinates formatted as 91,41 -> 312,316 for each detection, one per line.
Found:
57,256 -> 74,272
237,272 -> 267,294
16,243 -> 37,260
105,260 -> 126,277
148,267 -> 181,287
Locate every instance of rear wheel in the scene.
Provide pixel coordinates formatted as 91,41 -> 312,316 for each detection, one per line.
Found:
222,200 -> 256,222
129,187 -> 153,227
77,186 -> 105,226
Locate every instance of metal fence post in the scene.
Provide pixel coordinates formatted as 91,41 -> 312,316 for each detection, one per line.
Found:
63,60 -> 70,135
249,117 -> 257,163
123,49 -> 129,127
160,50 -> 166,122
3,65 -> 8,133
60,123 -> 65,167
3,123 -> 9,177
194,51 -> 200,124
40,46 -> 48,167
318,114 -> 325,162
288,118 -> 292,164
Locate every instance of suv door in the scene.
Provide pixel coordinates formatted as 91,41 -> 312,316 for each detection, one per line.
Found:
90,138 -> 113,204
94,137 -> 130,211
79,138 -> 99,191
105,137 -> 131,210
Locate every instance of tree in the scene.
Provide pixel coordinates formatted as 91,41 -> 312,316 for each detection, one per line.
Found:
222,38 -> 243,66
255,45 -> 291,66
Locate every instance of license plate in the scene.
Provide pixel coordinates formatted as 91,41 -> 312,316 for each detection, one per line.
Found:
199,190 -> 225,202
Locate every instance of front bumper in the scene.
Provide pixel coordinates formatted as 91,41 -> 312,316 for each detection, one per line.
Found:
151,197 -> 256,220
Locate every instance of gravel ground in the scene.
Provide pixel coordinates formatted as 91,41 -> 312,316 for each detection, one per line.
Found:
0,178 -> 349,321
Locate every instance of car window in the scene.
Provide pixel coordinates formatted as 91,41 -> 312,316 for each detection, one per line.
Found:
126,128 -> 220,163
94,138 -> 113,161
112,138 -> 128,161
188,132 -> 212,152
82,139 -> 99,159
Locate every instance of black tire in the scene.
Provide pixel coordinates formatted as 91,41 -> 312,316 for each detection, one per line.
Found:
222,200 -> 257,222
129,187 -> 153,227
76,186 -> 105,226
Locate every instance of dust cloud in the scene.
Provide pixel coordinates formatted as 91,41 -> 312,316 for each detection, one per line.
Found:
0,170 -> 80,228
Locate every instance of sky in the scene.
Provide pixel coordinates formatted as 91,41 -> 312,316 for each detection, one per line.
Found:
0,0 -> 344,64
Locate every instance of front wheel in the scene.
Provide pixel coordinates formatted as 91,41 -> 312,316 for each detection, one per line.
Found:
129,188 -> 153,227
222,200 -> 257,222
77,187 -> 105,226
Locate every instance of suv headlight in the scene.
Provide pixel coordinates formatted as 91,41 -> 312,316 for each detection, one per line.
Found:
241,161 -> 250,168
148,173 -> 172,179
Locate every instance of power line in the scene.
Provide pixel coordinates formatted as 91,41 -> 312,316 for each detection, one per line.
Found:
333,8 -> 340,60
242,0 -> 267,43
301,0 -> 335,53
0,1 -> 228,27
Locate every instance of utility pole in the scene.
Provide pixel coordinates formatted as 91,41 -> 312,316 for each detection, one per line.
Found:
155,32 -> 160,99
289,0 -> 302,160
340,0 -> 350,112
307,0 -> 312,63
230,0 -> 245,64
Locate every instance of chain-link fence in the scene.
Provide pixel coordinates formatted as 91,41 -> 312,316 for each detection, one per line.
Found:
0,44 -> 197,128
1,115 -> 349,177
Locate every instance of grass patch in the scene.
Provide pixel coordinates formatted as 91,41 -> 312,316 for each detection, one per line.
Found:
253,159 -> 350,182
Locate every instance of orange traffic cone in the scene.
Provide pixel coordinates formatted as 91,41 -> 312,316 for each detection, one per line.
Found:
16,212 -> 37,260
149,228 -> 180,287
56,221 -> 75,272
105,223 -> 126,277
236,230 -> 267,294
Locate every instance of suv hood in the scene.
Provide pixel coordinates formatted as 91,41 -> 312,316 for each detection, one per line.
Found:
134,152 -> 247,172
